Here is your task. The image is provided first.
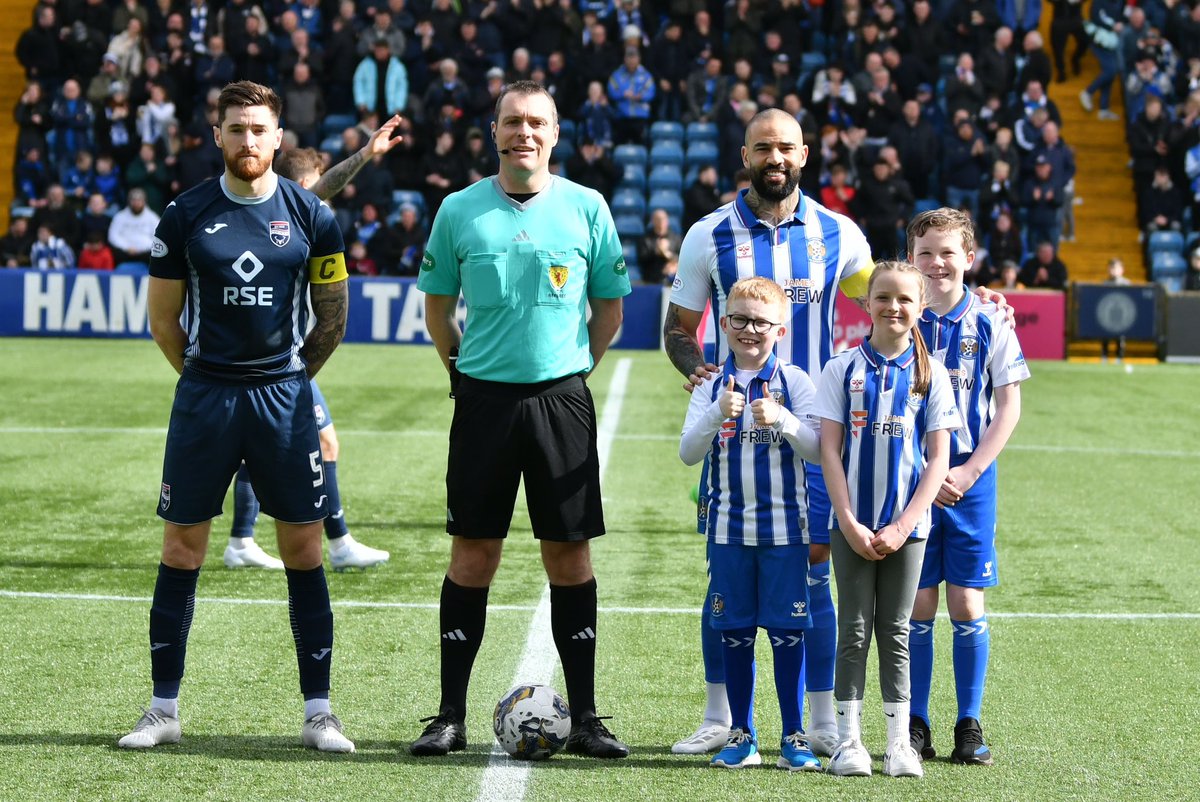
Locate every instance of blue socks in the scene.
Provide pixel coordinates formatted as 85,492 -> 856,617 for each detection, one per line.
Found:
805,561 -> 836,692
952,616 -> 990,722
286,565 -> 335,699
322,460 -> 349,540
149,563 -> 200,699
769,629 -> 805,735
721,627 -> 757,738
231,464 -> 259,538
908,617 -> 935,724
701,592 -> 725,684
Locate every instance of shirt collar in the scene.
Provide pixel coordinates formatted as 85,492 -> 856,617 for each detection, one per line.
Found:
921,287 -> 973,324
721,350 -> 780,385
732,188 -> 806,229
859,339 -> 916,370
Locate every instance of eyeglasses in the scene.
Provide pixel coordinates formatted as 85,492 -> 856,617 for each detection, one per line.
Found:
725,314 -> 780,334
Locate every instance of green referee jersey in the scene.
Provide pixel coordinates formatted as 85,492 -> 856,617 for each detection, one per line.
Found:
417,175 -> 631,383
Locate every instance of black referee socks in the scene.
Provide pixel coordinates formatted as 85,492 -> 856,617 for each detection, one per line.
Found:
550,578 -> 599,722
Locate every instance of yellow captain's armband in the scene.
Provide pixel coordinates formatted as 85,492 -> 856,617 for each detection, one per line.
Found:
308,252 -> 348,284
838,262 -> 874,299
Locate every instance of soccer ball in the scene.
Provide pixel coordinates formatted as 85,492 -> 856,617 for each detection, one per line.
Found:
493,684 -> 572,760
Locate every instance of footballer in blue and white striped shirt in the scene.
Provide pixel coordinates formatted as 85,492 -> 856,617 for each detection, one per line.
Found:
905,208 -> 1031,767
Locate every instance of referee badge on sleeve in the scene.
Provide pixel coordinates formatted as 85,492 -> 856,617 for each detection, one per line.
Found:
549,265 -> 569,291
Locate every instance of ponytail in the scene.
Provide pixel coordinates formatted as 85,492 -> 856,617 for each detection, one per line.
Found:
866,259 -> 932,395
910,320 -> 932,397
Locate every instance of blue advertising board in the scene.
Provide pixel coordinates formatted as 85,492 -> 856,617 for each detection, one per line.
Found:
1074,282 -> 1160,341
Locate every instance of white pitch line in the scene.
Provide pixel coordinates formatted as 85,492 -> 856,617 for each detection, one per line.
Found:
2,589 -> 1198,621
474,357 -> 631,802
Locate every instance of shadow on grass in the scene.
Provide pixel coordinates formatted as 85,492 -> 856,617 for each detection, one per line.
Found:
1,733 -> 705,768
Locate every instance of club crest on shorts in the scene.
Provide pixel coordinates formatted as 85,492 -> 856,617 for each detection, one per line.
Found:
960,335 -> 980,359
269,221 -> 290,247
160,483 -> 171,511
710,592 -> 725,618
548,265 -> 569,291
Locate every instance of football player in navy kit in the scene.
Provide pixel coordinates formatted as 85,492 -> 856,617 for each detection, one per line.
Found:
119,81 -> 354,753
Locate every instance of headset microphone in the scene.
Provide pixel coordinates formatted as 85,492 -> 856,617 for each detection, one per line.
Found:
497,148 -> 511,154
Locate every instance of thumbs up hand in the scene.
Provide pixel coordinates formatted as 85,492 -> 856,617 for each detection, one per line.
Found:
750,380 -> 782,427
719,375 -> 745,419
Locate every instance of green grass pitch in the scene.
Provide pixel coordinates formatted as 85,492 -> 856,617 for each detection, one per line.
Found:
1,337 -> 1197,801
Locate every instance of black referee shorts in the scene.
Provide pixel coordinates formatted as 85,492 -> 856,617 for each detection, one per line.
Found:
445,374 -> 605,542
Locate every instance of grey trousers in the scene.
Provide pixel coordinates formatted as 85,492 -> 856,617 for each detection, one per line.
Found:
830,530 -> 927,704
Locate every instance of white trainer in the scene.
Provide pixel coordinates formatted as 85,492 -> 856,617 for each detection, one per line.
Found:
883,740 -> 924,777
118,708 -> 181,749
827,738 -> 873,776
671,722 -> 730,754
328,535 -> 389,572
808,727 -> 840,757
302,712 -> 355,753
224,539 -> 284,569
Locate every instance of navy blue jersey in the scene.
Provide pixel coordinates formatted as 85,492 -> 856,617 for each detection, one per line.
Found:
150,175 -> 345,381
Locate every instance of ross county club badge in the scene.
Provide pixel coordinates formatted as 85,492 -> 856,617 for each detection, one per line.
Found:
269,221 -> 290,247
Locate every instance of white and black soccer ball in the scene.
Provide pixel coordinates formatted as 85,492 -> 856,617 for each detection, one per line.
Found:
493,684 -> 571,760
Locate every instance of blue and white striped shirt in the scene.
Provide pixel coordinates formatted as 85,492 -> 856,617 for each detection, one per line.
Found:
672,190 -> 874,378
919,291 -> 1031,458
815,342 -> 962,539
680,353 -> 820,547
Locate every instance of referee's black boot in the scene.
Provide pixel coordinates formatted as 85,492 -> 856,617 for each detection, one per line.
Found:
410,710 -> 467,757
564,715 -> 630,759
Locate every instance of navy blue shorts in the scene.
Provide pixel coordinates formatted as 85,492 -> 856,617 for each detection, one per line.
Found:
158,372 -> 325,525
707,541 -> 812,631
919,459 -> 999,589
310,380 -> 333,431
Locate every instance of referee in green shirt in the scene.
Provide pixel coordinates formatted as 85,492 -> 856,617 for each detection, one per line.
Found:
412,80 -> 632,759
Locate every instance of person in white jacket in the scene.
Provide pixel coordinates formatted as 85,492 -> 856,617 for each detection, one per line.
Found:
108,187 -> 160,264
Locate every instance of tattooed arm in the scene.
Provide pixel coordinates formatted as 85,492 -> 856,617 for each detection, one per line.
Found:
664,302 -> 717,392
301,279 -> 349,378
309,114 -> 405,202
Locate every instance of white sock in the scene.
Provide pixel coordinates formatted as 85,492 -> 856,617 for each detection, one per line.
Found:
151,695 -> 178,718
809,690 -> 835,731
328,534 -> 350,551
228,536 -> 251,550
305,697 -> 331,720
703,681 -> 732,726
836,698 -> 862,742
883,701 -> 909,744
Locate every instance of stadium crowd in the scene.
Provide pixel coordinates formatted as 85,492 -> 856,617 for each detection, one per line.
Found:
4,0 -> 1198,282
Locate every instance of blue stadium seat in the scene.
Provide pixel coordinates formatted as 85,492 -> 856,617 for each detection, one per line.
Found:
800,51 -> 827,75
615,213 -> 645,240
319,134 -> 342,155
622,241 -> 643,282
552,139 -> 575,162
650,121 -> 685,145
613,144 -> 648,168
647,164 -> 684,193
1151,251 -> 1187,278
914,198 -> 941,215
10,205 -> 34,219
686,121 -> 718,146
391,190 -> 427,225
685,140 -> 719,169
321,113 -> 357,139
647,189 -> 684,220
649,141 -> 685,167
1156,274 -> 1183,293
1147,230 -> 1184,256
558,119 -> 577,145
115,261 -> 149,274
618,163 -> 646,192
611,189 -> 646,218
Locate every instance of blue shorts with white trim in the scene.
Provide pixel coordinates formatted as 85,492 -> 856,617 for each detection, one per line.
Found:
707,541 -> 812,631
919,459 -> 999,589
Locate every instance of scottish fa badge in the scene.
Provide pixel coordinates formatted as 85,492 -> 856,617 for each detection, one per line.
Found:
269,220 -> 291,247
548,265 -> 569,292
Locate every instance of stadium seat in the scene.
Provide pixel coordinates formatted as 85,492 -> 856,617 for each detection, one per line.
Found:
1147,230 -> 1184,256
647,189 -> 684,220
611,189 -> 646,218
650,120 -> 685,145
321,113 -> 357,139
391,190 -> 427,225
647,164 -> 684,193
618,163 -> 646,192
1151,251 -> 1187,278
10,205 -> 34,219
615,213 -> 645,240
686,121 -> 718,146
613,144 -> 648,168
914,198 -> 941,215
800,51 -> 827,75
319,134 -> 342,155
115,261 -> 149,274
685,141 -> 719,169
649,141 -> 685,167
1156,274 -> 1184,293
558,118 -> 577,145
552,139 -> 575,162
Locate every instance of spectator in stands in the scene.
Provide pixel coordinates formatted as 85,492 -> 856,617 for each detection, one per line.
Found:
349,153 -> 396,217
234,14 -> 277,86
989,209 -> 1024,267
1129,94 -> 1172,213
97,84 -> 137,170
280,27 -> 325,86
78,231 -> 116,271
990,259 -> 1026,290
948,0 -> 1001,54
1139,165 -> 1184,234
577,80 -> 616,149
1021,154 -> 1064,247
888,99 -> 940,199
999,0 -> 1042,41
651,20 -> 689,122
81,193 -> 113,244
108,187 -> 160,264
897,0 -> 945,86
1049,0 -> 1087,83
1010,80 -> 1062,129
1020,241 -> 1068,289
578,20 -> 620,90
114,0 -> 150,34
424,59 -> 471,119
282,62 -> 325,149
685,56 -> 729,125
32,185 -> 82,252
943,114 -> 988,218
987,125 -> 1022,179
17,5 -> 64,90
719,92 -> 756,181
422,129 -> 466,216
63,150 -> 96,210
567,136 -> 619,200
461,127 -> 495,184
90,153 -> 124,207
50,80 -> 95,168
1034,120 -> 1077,239
176,122 -> 222,190
324,7 -> 361,114
1016,30 -> 1053,93
819,162 -> 856,217
1014,106 -> 1050,165
137,85 -> 176,147
860,66 -> 903,149
163,31 -> 196,119
89,54 -> 125,108
856,155 -> 914,259
473,67 -> 507,132
979,158 -> 1018,223
978,26 -> 1018,100
130,55 -> 178,113
945,52 -> 985,121
880,46 -> 921,103
126,142 -> 171,214
194,35 -> 236,103
607,47 -> 654,145
1126,51 -> 1175,123
345,239 -> 378,277
1,217 -> 34,267
106,17 -> 149,82
30,224 -> 76,269
507,47 -> 534,85
15,81 -> 51,161
14,146 -> 50,205
1079,0 -> 1123,121
355,38 -> 409,120
683,164 -> 721,230
638,208 -> 682,285
1187,247 -> 1200,291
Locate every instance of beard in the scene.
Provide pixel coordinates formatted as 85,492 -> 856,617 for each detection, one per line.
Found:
224,150 -> 272,182
749,163 -> 801,202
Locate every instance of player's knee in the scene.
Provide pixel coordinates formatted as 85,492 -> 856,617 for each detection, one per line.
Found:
911,586 -> 940,619
161,522 -> 211,570
275,520 -> 324,569
540,540 -> 593,586
448,538 -> 503,586
319,427 -> 339,461
946,585 -> 985,620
